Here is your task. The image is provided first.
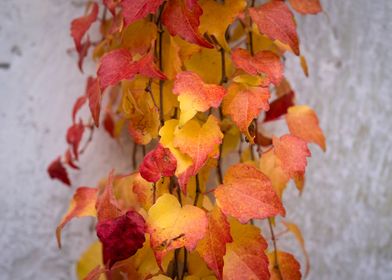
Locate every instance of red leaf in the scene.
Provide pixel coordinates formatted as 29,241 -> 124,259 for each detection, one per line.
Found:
66,120 -> 85,160
121,0 -> 164,27
162,0 -> 213,48
71,95 -> 87,124
70,2 -> 98,52
86,77 -> 102,127
96,171 -> 123,222
139,144 -> 177,182
264,91 -> 295,122
97,49 -> 166,90
96,210 -> 146,268
103,0 -> 118,15
64,149 -> 80,170
232,48 -> 283,85
47,157 -> 71,186
103,112 -> 115,138
250,1 -> 299,55
288,0 -> 322,15
77,38 -> 91,72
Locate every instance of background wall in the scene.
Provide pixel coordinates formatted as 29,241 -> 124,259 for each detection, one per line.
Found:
0,0 -> 391,279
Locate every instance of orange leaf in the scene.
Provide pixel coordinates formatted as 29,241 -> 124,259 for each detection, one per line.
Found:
97,49 -> 166,90
272,134 -> 311,178
232,48 -> 283,85
56,187 -> 97,248
121,0 -> 164,27
162,0 -> 213,48
70,2 -> 98,53
96,171 -> 123,222
286,105 -> 326,151
222,82 -> 270,141
250,1 -> 300,55
196,207 -> 233,279
147,194 -> 208,265
215,163 -> 285,223
173,71 -> 226,125
282,221 -> 310,277
288,0 -> 322,15
268,251 -> 301,280
223,219 -> 270,280
174,115 -> 223,192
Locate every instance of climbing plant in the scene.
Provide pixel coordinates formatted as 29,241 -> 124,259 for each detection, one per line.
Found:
48,0 -> 326,279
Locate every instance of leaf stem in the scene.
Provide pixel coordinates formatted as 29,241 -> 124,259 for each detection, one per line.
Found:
194,174 -> 201,206
180,248 -> 188,280
268,218 -> 283,280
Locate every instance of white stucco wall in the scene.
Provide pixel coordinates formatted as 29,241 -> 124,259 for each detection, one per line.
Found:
0,0 -> 391,279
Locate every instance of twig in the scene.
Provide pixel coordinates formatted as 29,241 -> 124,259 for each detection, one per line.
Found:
268,218 -> 283,280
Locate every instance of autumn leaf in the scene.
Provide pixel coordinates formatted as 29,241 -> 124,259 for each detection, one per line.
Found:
173,115 -> 223,191
223,219 -> 270,280
286,105 -> 326,151
259,149 -> 290,198
264,90 -> 295,122
72,95 -> 87,124
199,0 -> 246,50
300,55 -> 309,76
268,251 -> 301,280
272,134 -> 311,178
282,220 -> 310,277
162,0 -> 213,48
159,119 -> 193,176
66,120 -> 85,160
215,163 -> 285,223
70,2 -> 98,53
76,242 -> 103,280
86,77 -> 101,127
249,1 -> 300,55
222,82 -> 270,141
196,207 -> 232,280
64,148 -> 80,170
47,156 -> 71,186
121,0 -> 164,27
139,144 -> 177,182
147,194 -> 208,265
173,71 -> 226,125
161,32 -> 182,79
121,19 -> 157,56
56,187 -> 97,248
96,210 -> 146,268
232,48 -> 283,86
97,49 -> 166,90
288,0 -> 322,15
96,171 -> 123,222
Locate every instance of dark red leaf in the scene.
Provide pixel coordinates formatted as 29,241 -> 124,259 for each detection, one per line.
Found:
96,210 -> 146,268
162,0 -> 213,48
66,121 -> 85,160
121,0 -> 164,27
97,49 -> 166,90
70,2 -> 98,52
103,112 -> 115,138
264,91 -> 295,122
86,77 -> 102,127
47,157 -> 71,186
139,144 -> 177,182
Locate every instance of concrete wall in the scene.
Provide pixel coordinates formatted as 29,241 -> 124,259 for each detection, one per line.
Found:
0,0 -> 391,279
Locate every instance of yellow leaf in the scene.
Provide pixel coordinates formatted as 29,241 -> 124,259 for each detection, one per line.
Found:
185,48 -> 233,84
159,119 -> 193,175
162,32 -> 182,79
199,0 -> 246,50
147,194 -> 208,265
76,242 -> 104,280
121,19 -> 157,55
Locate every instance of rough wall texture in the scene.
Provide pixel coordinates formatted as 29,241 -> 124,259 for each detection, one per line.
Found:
0,0 -> 391,279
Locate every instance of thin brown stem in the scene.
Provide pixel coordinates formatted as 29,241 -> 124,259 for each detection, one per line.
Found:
193,174 -> 201,206
152,182 -> 157,204
180,248 -> 188,280
268,218 -> 283,280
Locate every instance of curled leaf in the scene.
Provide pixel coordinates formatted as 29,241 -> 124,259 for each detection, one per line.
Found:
48,156 -> 71,186
56,187 -> 97,247
66,120 -> 85,160
139,144 -> 177,182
